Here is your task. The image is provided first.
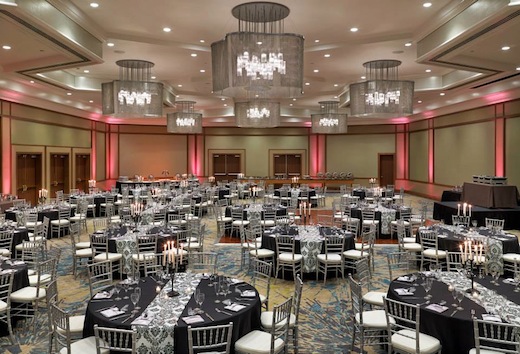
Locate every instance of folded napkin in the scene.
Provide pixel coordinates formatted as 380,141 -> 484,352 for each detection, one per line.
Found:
482,314 -> 502,322
93,291 -> 112,300
0,269 -> 15,275
100,307 -> 125,318
230,278 -> 244,285
503,278 -> 516,284
397,275 -> 415,283
182,315 -> 205,324
425,304 -> 449,313
224,303 -> 246,312
438,234 -> 448,238
394,288 -> 414,296
12,260 -> 25,266
132,316 -> 152,326
241,290 -> 256,298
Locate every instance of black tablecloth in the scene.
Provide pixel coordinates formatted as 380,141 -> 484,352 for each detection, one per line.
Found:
0,260 -> 29,335
83,276 -> 261,353
433,201 -> 520,230
387,273 -> 520,354
5,208 -> 71,238
441,190 -> 462,202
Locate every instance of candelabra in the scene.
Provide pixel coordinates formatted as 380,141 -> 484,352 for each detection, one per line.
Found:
164,261 -> 180,297
38,196 -> 47,206
463,258 -> 481,295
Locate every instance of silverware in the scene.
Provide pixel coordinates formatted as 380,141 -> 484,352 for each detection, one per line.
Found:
96,305 -> 116,312
120,314 -> 134,323
215,308 -> 232,316
450,310 -> 457,317
109,312 -> 129,321
205,312 -> 215,321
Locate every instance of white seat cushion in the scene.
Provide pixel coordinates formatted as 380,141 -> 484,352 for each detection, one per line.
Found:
75,241 -> 91,249
362,220 -> 380,225
391,220 -> 410,226
363,291 -> 386,306
29,273 -> 52,286
59,336 -> 108,354
260,311 -> 296,329
354,243 -> 370,251
469,348 -> 505,354
355,309 -> 393,328
57,314 -> 85,334
403,237 -> 417,243
76,248 -> 94,257
234,330 -> 285,354
232,220 -> 250,226
260,220 -> 276,226
131,253 -> 156,262
94,253 -> 123,262
391,329 -> 441,354
0,299 -> 7,312
423,249 -> 447,258
343,249 -> 363,259
278,253 -> 303,262
10,286 -> 46,302
403,243 -> 422,252
317,253 -> 342,263
250,249 -> 275,258
0,248 -> 11,256
502,253 -> 520,263
50,220 -> 70,226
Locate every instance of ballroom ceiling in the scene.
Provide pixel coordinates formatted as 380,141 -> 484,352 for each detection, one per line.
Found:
0,0 -> 519,126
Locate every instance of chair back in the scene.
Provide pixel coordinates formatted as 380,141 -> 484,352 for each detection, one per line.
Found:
348,275 -> 365,323
91,233 -> 110,255
137,234 -> 158,255
384,298 -> 421,353
252,259 -> 272,302
50,303 -> 73,353
231,207 -> 246,221
0,229 -> 13,253
269,297 -> 293,354
485,218 -> 505,231
419,229 -> 440,252
87,260 -> 113,297
387,251 -> 411,279
361,208 -> 376,221
324,235 -> 345,260
93,218 -> 108,232
398,208 -> 411,221
293,275 -> 303,326
94,325 -> 136,353
21,240 -> 45,268
187,322 -> 234,354
473,318 -> 520,354
0,272 -> 14,308
446,251 -> 463,271
58,208 -> 70,220
452,215 -> 470,227
46,279 -> 59,305
275,234 -> 296,257
187,252 -> 218,274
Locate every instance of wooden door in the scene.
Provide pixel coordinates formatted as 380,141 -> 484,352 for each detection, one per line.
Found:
212,154 -> 241,182
75,154 -> 90,192
379,154 -> 395,188
50,154 -> 70,197
16,153 -> 42,206
273,154 -> 302,178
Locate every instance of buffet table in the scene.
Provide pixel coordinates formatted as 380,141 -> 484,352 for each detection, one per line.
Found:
83,273 -> 261,353
462,182 -> 519,208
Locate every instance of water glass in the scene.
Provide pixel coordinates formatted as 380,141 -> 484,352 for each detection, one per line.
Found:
195,291 -> 205,312
455,291 -> 464,310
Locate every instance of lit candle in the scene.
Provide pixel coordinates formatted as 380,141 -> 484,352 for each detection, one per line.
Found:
463,203 -> 467,216
460,244 -> 464,262
308,202 -> 311,216
468,205 -> 472,217
299,203 -> 302,215
180,244 -> 184,264
303,202 -> 306,216
479,244 -> 483,262
457,204 -> 461,216
163,244 -> 167,266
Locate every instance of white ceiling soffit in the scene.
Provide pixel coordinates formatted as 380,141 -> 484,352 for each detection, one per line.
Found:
0,0 -> 103,87
416,0 -> 520,90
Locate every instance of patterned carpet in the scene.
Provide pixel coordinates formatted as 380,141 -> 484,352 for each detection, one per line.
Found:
0,194 -> 454,353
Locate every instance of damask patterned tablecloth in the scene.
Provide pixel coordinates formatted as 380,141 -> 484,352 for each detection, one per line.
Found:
374,205 -> 396,235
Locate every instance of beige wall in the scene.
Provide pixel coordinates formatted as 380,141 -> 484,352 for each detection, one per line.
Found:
205,134 -> 308,177
326,134 -> 395,179
409,130 -> 428,182
505,117 -> 520,188
11,119 -> 90,147
434,121 -> 495,186
118,134 -> 188,177
95,132 -> 106,181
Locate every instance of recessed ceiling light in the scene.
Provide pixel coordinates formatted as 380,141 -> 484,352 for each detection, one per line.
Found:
90,2 -> 99,8
425,69 -> 432,73
89,100 -> 94,103
292,98 -> 297,101
151,76 -> 156,79
191,53 -> 197,57
502,46 -> 511,51
176,95 -> 180,98
405,42 -> 412,47
221,98 -> 226,101
2,45 -> 11,50
314,39 -> 320,43
440,92 -> 445,96
313,69 -> 319,73
324,54 -> 331,58
350,27 -> 358,32
66,92 -> 72,96
333,84 -> 339,87
107,42 -> 114,47
177,84 -> 182,87
423,2 -> 432,8
200,69 -> 206,73
30,80 -> 34,84
361,76 -> 366,80
163,27 -> 172,33
516,67 -> 520,71
199,39 -> 205,43
256,41 -> 262,45
223,104 -> 228,107
334,96 -> 338,99
417,100 -> 422,103
305,82 -> 310,86
83,69 -> 90,73
289,103 -> 293,106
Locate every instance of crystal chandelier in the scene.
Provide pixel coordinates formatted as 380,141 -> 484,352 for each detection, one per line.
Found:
102,59 -> 164,117
311,101 -> 348,134
349,60 -> 414,118
167,101 -> 202,134
235,100 -> 280,128
211,2 -> 304,99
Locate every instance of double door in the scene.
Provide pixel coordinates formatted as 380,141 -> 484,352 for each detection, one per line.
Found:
16,153 -> 42,206
273,154 -> 301,178
75,154 -> 90,192
50,154 -> 70,197
213,154 -> 241,182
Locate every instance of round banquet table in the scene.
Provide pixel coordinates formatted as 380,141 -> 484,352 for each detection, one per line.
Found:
0,224 -> 29,255
261,225 -> 355,274
5,207 -> 71,239
83,275 -> 261,353
387,272 -> 520,354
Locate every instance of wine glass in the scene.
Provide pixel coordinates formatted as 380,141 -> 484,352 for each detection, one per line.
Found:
220,278 -> 230,296
448,284 -> 458,307
455,291 -> 464,311
131,287 -> 141,311
113,284 -> 122,301
195,291 -> 205,313
423,277 -> 433,300
214,277 -> 222,303
493,271 -> 500,286
472,220 -> 478,228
